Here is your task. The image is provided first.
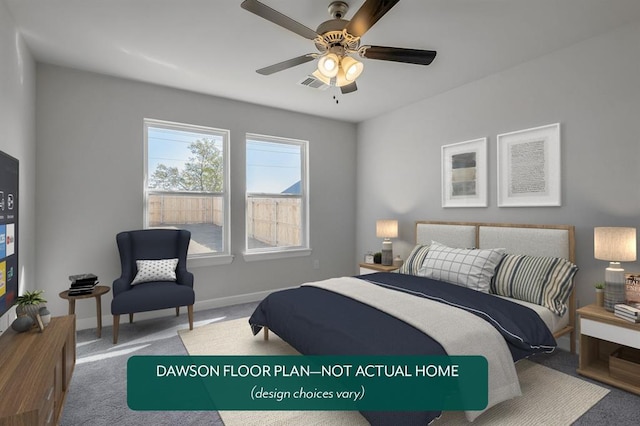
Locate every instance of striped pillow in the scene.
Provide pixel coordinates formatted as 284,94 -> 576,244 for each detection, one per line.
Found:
491,254 -> 578,316
398,244 -> 431,275
418,242 -> 505,292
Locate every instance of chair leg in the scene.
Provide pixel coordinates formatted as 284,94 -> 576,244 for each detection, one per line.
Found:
129,313 -> 134,323
113,315 -> 120,344
176,307 -> 180,316
188,305 -> 194,330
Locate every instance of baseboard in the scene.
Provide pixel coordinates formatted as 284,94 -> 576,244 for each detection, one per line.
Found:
75,286 -> 296,332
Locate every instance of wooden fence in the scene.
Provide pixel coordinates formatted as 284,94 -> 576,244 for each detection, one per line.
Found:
247,197 -> 301,247
148,194 -> 300,247
148,194 -> 223,226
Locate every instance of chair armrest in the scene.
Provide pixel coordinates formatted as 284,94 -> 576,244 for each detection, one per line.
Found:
113,277 -> 132,296
177,270 -> 194,288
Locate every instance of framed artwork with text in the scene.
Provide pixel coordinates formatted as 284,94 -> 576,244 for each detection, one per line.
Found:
497,123 -> 561,207
626,273 -> 640,305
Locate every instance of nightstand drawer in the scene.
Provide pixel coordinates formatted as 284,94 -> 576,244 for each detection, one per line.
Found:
581,318 -> 640,349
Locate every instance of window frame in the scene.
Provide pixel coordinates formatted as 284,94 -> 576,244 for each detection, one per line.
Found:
143,118 -> 232,266
243,133 -> 311,261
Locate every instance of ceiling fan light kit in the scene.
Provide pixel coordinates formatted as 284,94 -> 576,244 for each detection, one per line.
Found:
318,53 -> 340,78
241,0 -> 437,94
313,54 -> 364,88
341,56 -> 364,81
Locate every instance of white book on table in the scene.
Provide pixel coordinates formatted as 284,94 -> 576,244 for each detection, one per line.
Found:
614,311 -> 640,323
614,304 -> 640,316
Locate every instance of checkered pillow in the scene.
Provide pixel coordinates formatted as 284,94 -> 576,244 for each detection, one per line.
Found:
418,242 -> 505,292
491,254 -> 578,316
131,258 -> 179,285
398,244 -> 431,275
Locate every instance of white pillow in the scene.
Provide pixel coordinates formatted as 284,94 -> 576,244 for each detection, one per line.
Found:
418,241 -> 505,292
131,258 -> 179,285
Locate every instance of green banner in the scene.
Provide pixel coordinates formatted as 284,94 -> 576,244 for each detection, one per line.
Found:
128,355 -> 487,411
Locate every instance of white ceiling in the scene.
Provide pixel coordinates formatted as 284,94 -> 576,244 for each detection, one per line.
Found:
5,0 -> 640,123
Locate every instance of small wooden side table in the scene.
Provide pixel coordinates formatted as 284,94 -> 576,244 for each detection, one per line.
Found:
577,303 -> 640,395
59,285 -> 110,338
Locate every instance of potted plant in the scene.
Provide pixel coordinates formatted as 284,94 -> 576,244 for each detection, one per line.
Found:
16,290 -> 47,320
594,282 -> 605,307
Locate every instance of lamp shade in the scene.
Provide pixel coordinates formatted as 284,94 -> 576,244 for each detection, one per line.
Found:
376,220 -> 398,239
317,53 -> 339,78
594,227 -> 637,262
311,69 -> 331,85
312,68 -> 349,88
341,56 -> 364,82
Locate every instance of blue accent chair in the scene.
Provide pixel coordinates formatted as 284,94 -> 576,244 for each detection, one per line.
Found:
111,229 -> 194,343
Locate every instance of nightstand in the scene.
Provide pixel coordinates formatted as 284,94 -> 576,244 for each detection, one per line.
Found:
358,263 -> 399,275
577,304 -> 640,395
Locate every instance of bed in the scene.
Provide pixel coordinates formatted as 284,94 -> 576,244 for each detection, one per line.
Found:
249,221 -> 578,425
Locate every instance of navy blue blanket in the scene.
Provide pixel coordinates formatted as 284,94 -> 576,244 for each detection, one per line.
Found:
249,273 -> 556,426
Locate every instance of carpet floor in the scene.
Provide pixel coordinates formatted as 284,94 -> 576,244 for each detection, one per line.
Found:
179,318 -> 609,426
62,302 -> 640,425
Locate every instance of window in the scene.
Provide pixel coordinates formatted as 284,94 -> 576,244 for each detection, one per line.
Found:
144,119 -> 230,263
245,134 -> 309,259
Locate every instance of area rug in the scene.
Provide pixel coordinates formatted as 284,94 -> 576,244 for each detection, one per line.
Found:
179,318 -> 609,426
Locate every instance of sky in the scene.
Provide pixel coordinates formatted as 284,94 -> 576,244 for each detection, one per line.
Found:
147,126 -> 301,194
246,139 -> 301,194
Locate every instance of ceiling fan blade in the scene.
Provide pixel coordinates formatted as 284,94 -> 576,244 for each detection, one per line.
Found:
340,82 -> 358,94
241,0 -> 319,40
256,55 -> 316,75
360,45 -> 437,65
346,0 -> 400,38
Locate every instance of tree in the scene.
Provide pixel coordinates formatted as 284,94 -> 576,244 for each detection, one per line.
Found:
149,138 -> 223,192
149,164 -> 182,190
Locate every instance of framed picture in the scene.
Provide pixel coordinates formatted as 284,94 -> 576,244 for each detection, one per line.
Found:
441,138 -> 487,208
497,123 -> 561,207
626,273 -> 640,304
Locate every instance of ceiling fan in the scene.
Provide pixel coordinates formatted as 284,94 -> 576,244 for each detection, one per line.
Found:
240,0 -> 437,94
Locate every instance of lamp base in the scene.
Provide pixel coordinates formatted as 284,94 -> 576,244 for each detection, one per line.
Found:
381,240 -> 393,266
604,262 -> 626,312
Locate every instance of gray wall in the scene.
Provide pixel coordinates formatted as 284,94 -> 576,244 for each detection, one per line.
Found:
17,15 -> 640,332
36,65 -> 357,328
357,21 -> 640,311
0,4 -> 36,331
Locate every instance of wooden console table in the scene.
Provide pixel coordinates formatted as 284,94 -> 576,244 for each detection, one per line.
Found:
0,315 -> 76,425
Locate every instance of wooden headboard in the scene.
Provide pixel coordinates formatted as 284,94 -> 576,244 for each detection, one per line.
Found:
415,220 -> 576,352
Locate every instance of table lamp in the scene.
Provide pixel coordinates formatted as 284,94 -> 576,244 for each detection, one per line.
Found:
594,227 -> 637,311
376,220 -> 398,266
